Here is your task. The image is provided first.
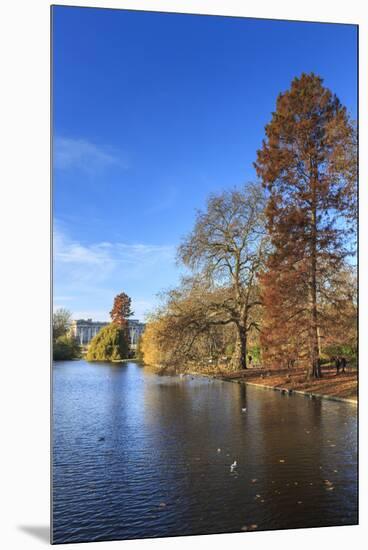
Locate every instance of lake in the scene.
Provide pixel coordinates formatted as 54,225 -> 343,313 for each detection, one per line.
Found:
52,360 -> 358,543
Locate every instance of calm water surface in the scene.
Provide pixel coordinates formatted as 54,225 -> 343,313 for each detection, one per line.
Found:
52,360 -> 357,543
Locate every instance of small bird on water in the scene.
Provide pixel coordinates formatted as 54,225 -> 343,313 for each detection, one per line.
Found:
230,461 -> 237,472
242,407 -> 247,412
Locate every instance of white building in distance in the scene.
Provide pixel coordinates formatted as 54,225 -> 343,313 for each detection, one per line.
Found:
70,318 -> 145,350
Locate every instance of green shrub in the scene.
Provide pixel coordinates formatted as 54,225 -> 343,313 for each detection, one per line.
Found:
225,343 -> 235,357
53,335 -> 81,361
248,345 -> 261,363
324,344 -> 357,364
86,323 -> 129,362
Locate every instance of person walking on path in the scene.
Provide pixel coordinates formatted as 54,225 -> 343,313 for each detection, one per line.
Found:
335,356 -> 341,375
340,356 -> 347,373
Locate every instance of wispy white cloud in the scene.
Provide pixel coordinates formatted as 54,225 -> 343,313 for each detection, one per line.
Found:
53,228 -> 117,284
53,136 -> 129,174
53,224 -> 179,321
54,227 -> 175,282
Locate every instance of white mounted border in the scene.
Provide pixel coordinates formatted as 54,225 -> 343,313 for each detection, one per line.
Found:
1,2 -> 366,550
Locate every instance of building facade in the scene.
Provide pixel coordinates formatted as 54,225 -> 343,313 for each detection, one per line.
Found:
70,318 -> 145,350
128,319 -> 146,349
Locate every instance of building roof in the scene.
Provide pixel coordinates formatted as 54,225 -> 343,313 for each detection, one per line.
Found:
72,318 -> 145,326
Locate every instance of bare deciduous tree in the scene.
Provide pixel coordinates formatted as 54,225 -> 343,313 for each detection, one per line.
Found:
178,183 -> 267,369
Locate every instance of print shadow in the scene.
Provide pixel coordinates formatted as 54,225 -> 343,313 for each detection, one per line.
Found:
18,525 -> 50,544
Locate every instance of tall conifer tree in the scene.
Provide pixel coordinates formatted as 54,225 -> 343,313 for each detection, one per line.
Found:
255,73 -> 356,378
110,292 -> 133,350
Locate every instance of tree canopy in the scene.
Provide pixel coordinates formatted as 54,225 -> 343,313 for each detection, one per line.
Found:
177,183 -> 267,369
86,324 -> 129,362
110,292 -> 133,327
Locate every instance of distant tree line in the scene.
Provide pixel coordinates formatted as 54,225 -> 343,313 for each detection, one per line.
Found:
140,74 -> 357,379
52,308 -> 81,361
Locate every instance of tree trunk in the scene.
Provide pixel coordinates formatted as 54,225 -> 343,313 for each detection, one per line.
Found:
232,324 -> 247,370
310,308 -> 321,378
308,189 -> 321,379
308,281 -> 320,379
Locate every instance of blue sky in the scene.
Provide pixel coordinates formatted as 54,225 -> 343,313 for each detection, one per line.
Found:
52,6 -> 357,321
